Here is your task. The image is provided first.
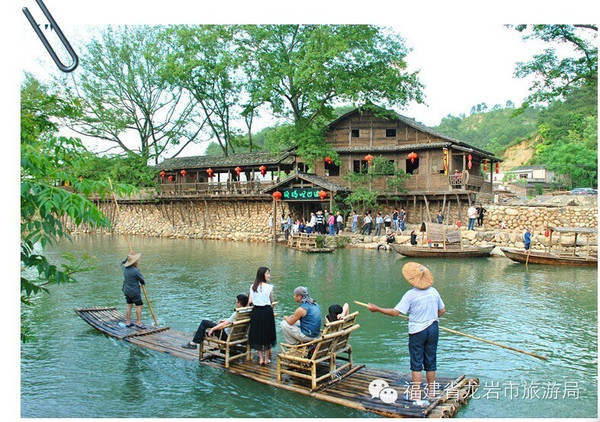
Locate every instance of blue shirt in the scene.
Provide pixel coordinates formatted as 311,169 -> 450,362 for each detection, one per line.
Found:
299,301 -> 322,338
524,232 -> 531,244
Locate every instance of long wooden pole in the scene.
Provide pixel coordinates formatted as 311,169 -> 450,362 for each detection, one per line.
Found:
108,178 -> 159,326
353,301 -> 547,361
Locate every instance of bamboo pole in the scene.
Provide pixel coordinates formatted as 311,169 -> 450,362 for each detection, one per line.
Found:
353,301 -> 547,361
108,178 -> 159,327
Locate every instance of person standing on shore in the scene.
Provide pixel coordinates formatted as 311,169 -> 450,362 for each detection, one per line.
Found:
351,210 -> 358,234
399,208 -> 407,232
476,203 -> 486,227
336,211 -> 344,234
121,253 -> 146,329
248,267 -> 276,365
467,205 -> 477,231
367,262 -> 446,400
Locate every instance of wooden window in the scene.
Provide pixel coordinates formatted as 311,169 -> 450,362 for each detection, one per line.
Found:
386,129 -> 396,137
353,160 -> 367,173
325,161 -> 340,177
406,158 -> 419,175
351,129 -> 360,138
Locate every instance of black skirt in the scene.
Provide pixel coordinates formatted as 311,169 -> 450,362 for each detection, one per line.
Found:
249,305 -> 276,351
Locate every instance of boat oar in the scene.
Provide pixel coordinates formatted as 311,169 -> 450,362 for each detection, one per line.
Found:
108,178 -> 159,327
353,301 -> 547,361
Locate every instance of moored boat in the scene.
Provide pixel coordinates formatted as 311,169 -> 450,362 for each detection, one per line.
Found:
390,244 -> 494,258
501,226 -> 597,266
500,248 -> 597,266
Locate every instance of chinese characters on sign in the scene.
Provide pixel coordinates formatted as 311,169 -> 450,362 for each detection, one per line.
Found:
281,188 -> 321,200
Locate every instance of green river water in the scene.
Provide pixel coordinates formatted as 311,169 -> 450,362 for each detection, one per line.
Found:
21,235 -> 598,418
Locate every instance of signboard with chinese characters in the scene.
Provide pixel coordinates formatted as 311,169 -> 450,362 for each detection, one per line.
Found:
281,188 -> 322,201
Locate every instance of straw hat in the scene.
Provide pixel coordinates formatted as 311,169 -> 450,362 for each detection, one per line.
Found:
124,253 -> 141,267
402,262 -> 433,290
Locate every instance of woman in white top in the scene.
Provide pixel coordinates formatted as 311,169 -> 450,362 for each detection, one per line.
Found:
248,267 -> 276,365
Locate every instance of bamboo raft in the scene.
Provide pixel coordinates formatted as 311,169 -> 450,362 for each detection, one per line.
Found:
75,306 -> 479,418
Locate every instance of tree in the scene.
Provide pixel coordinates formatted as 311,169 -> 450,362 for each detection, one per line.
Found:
240,25 -> 424,162
511,24 -> 598,105
61,25 -> 206,164
161,25 -> 245,157
21,75 -> 132,341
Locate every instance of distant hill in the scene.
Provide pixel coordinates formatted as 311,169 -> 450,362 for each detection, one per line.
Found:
432,103 -> 541,154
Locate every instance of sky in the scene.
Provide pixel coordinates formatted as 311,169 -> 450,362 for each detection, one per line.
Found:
2,2 -> 598,419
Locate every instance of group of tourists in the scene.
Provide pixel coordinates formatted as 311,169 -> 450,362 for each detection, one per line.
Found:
120,254 -> 446,401
357,208 -> 407,236
276,209 -> 346,237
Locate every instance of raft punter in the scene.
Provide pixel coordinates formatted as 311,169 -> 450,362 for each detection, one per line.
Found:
367,262 -> 445,399
121,252 -> 146,329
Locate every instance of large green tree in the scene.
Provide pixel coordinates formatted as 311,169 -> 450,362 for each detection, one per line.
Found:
61,25 -> 206,164
239,25 -> 424,163
21,75 -> 132,341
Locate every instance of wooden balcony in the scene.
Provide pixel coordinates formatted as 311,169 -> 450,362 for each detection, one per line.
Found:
157,181 -> 277,199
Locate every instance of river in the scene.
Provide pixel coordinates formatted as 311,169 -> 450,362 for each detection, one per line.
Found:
21,235 -> 598,418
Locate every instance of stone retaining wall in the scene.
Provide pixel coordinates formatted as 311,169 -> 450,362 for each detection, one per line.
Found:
70,201 -> 597,250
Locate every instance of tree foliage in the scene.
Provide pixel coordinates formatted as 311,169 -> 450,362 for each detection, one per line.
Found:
21,75 -> 133,341
511,24 -> 598,105
60,25 -> 206,164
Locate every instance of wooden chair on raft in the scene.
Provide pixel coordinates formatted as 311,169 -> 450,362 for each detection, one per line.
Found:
198,303 -> 278,368
198,305 -> 253,368
276,312 -> 360,390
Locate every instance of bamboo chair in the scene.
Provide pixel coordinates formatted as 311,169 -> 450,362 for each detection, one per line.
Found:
329,312 -> 360,372
199,306 -> 253,368
277,316 -> 360,390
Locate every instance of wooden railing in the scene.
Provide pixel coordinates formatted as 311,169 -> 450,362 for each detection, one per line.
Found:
157,181 -> 277,198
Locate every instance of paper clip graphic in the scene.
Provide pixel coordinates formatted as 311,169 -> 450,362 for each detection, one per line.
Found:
22,0 -> 79,73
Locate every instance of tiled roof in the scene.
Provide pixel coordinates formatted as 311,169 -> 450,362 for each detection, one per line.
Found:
334,142 -> 450,154
262,173 -> 350,193
156,149 -> 295,170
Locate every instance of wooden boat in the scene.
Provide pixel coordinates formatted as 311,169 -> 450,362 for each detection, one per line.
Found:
501,226 -> 597,266
390,222 -> 493,258
501,248 -> 597,266
391,244 -> 494,258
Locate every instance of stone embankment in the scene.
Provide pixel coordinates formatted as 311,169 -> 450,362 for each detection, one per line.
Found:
70,201 -> 597,254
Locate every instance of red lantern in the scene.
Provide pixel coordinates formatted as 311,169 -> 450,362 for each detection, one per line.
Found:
160,170 -> 166,178
234,166 -> 242,176
467,154 -> 472,170
545,230 -> 550,237
168,175 -> 173,181
457,221 -> 462,228
364,154 -> 374,165
272,191 -> 282,201
180,169 -> 187,177
318,190 -> 328,201
408,151 -> 418,163
259,165 -> 267,176
483,160 -> 488,172
324,156 -> 332,164
495,162 -> 499,174
206,168 -> 214,178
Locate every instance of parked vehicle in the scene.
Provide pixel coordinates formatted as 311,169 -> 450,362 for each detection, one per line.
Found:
570,188 -> 598,195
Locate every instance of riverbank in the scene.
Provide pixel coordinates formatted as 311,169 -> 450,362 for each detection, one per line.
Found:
69,201 -> 597,252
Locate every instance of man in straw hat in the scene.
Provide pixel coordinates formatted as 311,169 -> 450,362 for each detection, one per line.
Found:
121,252 -> 146,329
368,262 -> 445,400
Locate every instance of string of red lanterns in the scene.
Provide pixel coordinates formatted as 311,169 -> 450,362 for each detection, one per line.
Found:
467,154 -> 472,170
495,162 -> 499,174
